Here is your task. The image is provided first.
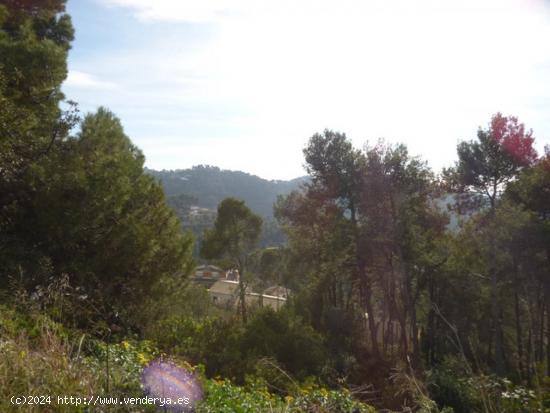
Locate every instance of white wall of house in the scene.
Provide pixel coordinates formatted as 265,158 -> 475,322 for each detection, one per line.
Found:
207,280 -> 287,310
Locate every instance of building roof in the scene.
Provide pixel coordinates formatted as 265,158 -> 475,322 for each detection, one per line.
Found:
195,264 -> 223,272
208,280 -> 239,295
262,286 -> 290,298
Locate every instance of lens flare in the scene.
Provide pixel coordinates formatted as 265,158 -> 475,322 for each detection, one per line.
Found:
141,360 -> 203,412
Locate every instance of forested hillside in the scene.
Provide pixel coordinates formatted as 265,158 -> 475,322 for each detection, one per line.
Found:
147,166 -> 307,218
149,166 -> 301,253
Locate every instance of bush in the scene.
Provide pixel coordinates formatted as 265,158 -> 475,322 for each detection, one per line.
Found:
427,358 -> 481,413
150,308 -> 327,383
197,376 -> 375,413
467,375 -> 546,413
241,308 -> 327,380
427,357 -> 550,413
288,383 -> 376,413
0,305 -> 98,412
0,304 -> 161,412
83,339 -> 159,396
149,315 -> 245,379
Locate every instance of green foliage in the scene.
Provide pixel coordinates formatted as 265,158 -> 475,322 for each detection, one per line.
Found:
202,197 -> 263,262
84,339 -> 158,396
0,0 -> 73,111
426,359 -> 550,413
0,303 -> 163,412
167,191 -> 286,257
0,0 -> 78,277
0,301 -> 373,413
506,157 -> 550,228
241,308 -> 327,380
288,386 -> 375,413
303,129 -> 365,207
197,377 -> 375,413
0,304 -> 91,412
147,307 -> 326,385
201,197 -> 262,322
197,378 -> 281,413
427,358 -> 481,413
275,132 -> 360,336
248,246 -> 290,292
0,0 -> 194,333
446,113 -> 537,209
148,165 -> 307,218
149,315 -> 245,379
2,108 -> 195,332
483,377 -> 540,413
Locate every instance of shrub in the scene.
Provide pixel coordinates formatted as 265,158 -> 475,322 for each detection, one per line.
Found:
0,304 -> 161,412
467,375 -> 546,413
241,308 -> 327,380
0,305 -> 98,412
149,307 -> 328,385
427,358 -> 481,413
83,339 -> 159,396
149,315 -> 245,379
288,383 -> 376,413
427,358 -> 550,413
197,376 -> 375,413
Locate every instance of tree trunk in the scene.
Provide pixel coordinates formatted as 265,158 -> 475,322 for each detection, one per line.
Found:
426,273 -> 436,366
361,271 -> 380,357
546,249 -> 550,376
487,190 -> 504,375
514,290 -> 524,379
238,266 -> 247,324
350,204 -> 380,357
399,250 -> 420,365
527,322 -> 532,383
546,285 -> 550,376
538,299 -> 544,363
490,270 -> 504,374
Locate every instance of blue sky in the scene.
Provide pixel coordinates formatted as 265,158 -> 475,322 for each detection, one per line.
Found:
63,0 -> 550,180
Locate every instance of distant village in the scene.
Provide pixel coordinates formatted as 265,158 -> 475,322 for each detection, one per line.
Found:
192,265 -> 288,310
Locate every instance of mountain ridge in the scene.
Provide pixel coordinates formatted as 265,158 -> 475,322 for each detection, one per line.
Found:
146,165 -> 308,218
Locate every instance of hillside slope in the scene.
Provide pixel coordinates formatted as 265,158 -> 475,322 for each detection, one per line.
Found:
146,165 -> 307,218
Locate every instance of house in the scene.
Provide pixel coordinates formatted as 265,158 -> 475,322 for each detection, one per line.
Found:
189,206 -> 213,217
192,264 -> 288,310
245,291 -> 287,310
193,264 -> 225,287
262,285 -> 290,299
208,279 -> 240,307
207,279 -> 287,310
194,264 -> 224,278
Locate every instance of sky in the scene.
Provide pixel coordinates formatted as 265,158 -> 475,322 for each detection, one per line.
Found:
63,0 -> 550,180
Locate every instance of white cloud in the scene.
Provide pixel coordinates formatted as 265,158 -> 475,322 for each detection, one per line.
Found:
82,0 -> 550,178
65,70 -> 118,90
97,0 -> 550,23
97,0 -> 236,22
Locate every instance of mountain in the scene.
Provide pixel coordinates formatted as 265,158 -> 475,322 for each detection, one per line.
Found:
146,165 -> 308,218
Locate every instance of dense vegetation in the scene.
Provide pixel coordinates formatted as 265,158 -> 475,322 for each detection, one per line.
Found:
147,166 -> 307,219
1,1 -> 549,412
165,191 -> 286,257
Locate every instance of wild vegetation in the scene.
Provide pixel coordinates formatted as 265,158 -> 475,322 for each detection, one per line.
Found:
147,166 -> 306,219
1,1 -> 550,412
